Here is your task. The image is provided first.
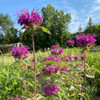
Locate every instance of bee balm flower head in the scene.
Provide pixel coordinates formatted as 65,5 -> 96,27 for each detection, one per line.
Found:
44,84 -> 59,95
67,40 -> 74,46
76,33 -> 96,49
11,46 -> 29,60
17,9 -> 43,28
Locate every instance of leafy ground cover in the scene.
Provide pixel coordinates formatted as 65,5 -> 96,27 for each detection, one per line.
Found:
0,47 -> 100,100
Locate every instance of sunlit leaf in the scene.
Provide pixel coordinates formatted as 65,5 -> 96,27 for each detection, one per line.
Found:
83,93 -> 90,100
23,91 -> 32,96
41,26 -> 51,34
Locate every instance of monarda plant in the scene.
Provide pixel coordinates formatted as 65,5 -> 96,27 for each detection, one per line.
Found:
76,33 -> 96,98
17,8 -> 50,96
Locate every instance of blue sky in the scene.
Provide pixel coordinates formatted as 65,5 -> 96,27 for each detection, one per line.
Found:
0,0 -> 100,33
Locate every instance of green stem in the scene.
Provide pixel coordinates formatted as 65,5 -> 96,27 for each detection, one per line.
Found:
81,50 -> 86,100
31,28 -> 36,95
22,66 -> 27,92
83,50 -> 86,91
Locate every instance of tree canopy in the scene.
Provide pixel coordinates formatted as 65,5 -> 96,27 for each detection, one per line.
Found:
0,13 -> 21,44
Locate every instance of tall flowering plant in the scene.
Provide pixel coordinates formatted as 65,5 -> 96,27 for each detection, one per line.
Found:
17,9 -> 50,96
76,33 -> 96,96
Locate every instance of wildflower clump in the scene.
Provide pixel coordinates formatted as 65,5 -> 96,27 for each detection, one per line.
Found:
11,46 -> 29,60
44,84 -> 59,95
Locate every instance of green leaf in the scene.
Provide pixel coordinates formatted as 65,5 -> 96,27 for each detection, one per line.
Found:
83,93 -> 90,100
93,68 -> 100,74
41,26 -> 51,34
35,94 -> 45,100
26,78 -> 34,87
23,91 -> 32,97
72,84 -> 81,92
37,61 -> 59,67
63,75 -> 70,82
87,68 -> 100,74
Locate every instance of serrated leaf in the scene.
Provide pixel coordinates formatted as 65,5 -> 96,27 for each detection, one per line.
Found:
41,27 -> 51,34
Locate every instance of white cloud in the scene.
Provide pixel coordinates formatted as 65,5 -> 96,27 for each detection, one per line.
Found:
61,0 -> 78,21
61,0 -> 100,33
69,22 -> 80,33
61,0 -> 80,33
90,6 -> 100,14
96,0 -> 100,3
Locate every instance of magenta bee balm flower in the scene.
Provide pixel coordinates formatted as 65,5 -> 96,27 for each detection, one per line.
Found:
10,97 -> 21,100
51,48 -> 63,55
51,45 -> 59,50
80,55 -> 87,60
67,40 -> 74,46
51,45 -> 63,55
44,84 -> 59,95
76,33 -> 96,49
61,66 -> 69,71
11,46 -> 29,60
73,55 -> 79,60
44,65 -> 59,73
43,57 -> 56,62
17,9 -> 43,28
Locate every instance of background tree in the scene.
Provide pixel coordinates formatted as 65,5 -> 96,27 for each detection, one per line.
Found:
0,13 -> 21,44
85,17 -> 93,33
0,13 -> 13,33
78,23 -> 82,34
88,17 -> 92,27
41,4 -> 71,47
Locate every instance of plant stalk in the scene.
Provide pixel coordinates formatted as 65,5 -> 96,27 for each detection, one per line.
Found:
83,50 -> 86,91
31,28 -> 36,95
22,66 -> 27,92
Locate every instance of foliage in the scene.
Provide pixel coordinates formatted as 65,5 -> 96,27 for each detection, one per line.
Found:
0,47 -> 100,99
0,13 -> 21,44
